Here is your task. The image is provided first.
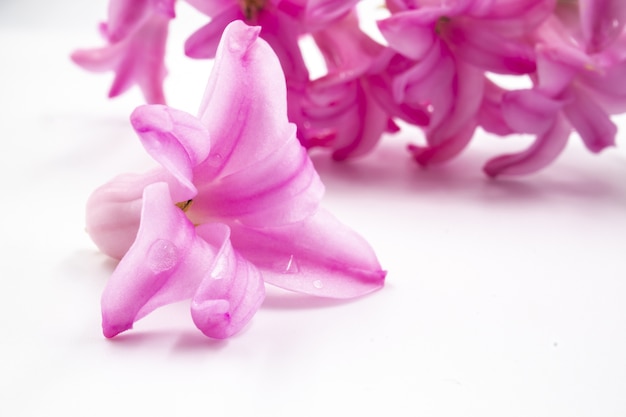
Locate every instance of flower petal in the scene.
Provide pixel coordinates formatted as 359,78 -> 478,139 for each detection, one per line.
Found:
562,86 -> 617,153
188,21 -> 325,226
483,115 -> 571,177
192,126 -> 324,226
377,11 -> 437,61
477,79 -> 515,136
409,119 -> 476,165
185,0 -> 234,16
86,169 -> 182,260
130,104 -> 211,196
444,19 -> 536,74
227,209 -> 386,299
105,0 -> 151,42
501,89 -> 563,134
72,10 -> 170,104
196,21 -> 293,178
184,6 -> 242,59
192,223 -> 265,339
100,182 -> 216,338
579,0 -> 626,52
305,0 -> 359,29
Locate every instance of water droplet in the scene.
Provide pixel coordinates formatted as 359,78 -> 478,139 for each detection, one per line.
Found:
206,153 -> 223,167
146,239 -> 180,273
313,280 -> 323,289
283,255 -> 300,274
210,256 -> 227,280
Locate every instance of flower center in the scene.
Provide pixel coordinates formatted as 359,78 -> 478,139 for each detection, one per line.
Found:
239,0 -> 266,20
176,199 -> 193,212
435,16 -> 451,36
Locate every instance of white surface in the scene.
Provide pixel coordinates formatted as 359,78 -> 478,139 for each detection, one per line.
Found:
1,1 -> 625,416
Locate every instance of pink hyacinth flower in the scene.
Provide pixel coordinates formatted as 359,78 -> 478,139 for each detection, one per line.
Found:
302,11 -> 391,159
376,0 -> 556,166
71,0 -> 174,104
102,182 -> 265,339
87,21 -> 385,338
484,8 -> 624,177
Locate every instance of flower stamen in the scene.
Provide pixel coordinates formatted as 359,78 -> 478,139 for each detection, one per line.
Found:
239,0 -> 266,20
435,16 -> 451,36
175,199 -> 193,212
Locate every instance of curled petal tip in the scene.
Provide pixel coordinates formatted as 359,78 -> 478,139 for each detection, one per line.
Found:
225,21 -> 261,55
482,164 -> 500,178
102,319 -> 133,338
130,104 -> 171,132
190,299 -> 234,339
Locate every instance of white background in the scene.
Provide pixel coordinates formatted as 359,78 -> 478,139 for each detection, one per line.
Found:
1,1 -> 625,416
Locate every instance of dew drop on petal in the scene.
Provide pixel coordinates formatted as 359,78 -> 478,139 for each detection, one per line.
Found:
283,255 -> 300,274
313,280 -> 323,289
206,153 -> 223,168
146,239 -> 180,273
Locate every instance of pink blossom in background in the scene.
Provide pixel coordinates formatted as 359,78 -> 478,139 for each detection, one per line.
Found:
72,0 -> 625,178
71,0 -> 175,104
87,21 -> 385,339
301,11 -> 391,159
483,0 -> 626,176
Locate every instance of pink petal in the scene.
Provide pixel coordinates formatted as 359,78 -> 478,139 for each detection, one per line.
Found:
562,86 -> 617,153
72,10 -> 170,104
409,119 -> 476,165
196,21 -> 293,178
377,11 -> 437,61
186,21 -> 325,226
312,10 -> 383,84
483,115 -> 572,177
408,60 -> 483,165
153,0 -> 176,18
579,0 -> 626,52
105,0 -> 151,42
255,10 -> 310,86
424,61 -> 484,146
466,0 -> 554,20
444,19 -> 537,74
185,0 -> 234,16
501,89 -> 563,134
191,125 -> 324,226
86,169 -> 177,260
105,0 -> 174,42
228,209 -> 386,299
300,12 -> 388,158
464,0 -> 555,37
192,223 -> 265,339
305,0 -> 359,28
130,104 -> 211,196
304,78 -> 389,161
534,45 -> 582,96
71,44 -> 122,73
579,58 -> 626,97
330,81 -> 390,161
101,182 -> 215,338
184,6 -> 242,59
477,79 -> 515,136
365,53 -> 431,126
394,42 -> 456,130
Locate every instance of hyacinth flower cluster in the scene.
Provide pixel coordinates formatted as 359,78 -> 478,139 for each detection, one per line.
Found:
73,0 -> 625,176
86,21 -> 385,339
